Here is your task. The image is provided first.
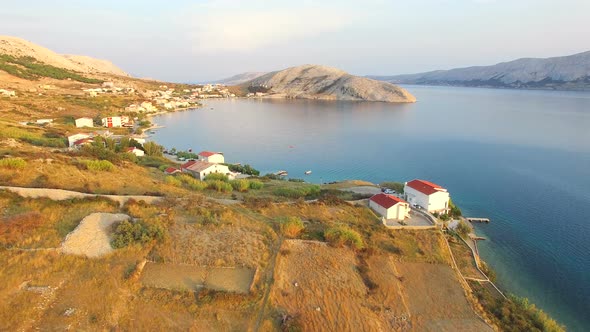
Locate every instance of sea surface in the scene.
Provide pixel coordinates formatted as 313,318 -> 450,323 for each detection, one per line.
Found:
151,86 -> 590,331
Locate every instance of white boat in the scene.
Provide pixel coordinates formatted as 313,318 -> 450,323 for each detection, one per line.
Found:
275,170 -> 288,176
304,170 -> 312,175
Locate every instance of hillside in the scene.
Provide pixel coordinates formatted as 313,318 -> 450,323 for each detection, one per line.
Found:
371,50 -> 590,90
0,35 -> 128,76
244,64 -> 416,103
215,72 -> 267,85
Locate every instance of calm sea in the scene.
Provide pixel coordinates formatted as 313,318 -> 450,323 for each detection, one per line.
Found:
151,86 -> 590,331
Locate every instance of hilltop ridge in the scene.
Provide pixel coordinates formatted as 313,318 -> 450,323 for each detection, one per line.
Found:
0,35 -> 128,76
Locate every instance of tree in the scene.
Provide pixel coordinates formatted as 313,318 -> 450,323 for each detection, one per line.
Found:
142,141 -> 163,156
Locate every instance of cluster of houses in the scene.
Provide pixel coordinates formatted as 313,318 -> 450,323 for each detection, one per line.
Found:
368,179 -> 451,222
166,151 -> 238,180
83,81 -> 135,97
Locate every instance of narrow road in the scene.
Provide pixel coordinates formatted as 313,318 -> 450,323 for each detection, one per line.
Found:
253,236 -> 283,331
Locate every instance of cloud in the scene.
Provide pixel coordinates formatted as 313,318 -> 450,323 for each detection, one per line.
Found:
184,2 -> 356,53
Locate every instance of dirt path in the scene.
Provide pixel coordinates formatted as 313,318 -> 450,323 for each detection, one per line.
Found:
0,186 -> 162,206
253,236 -> 283,332
61,213 -> 129,257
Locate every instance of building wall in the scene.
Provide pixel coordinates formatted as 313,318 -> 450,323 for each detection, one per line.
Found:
404,186 -> 449,213
369,200 -> 409,221
101,117 -> 122,128
195,164 -> 230,180
67,133 -> 90,147
202,154 -> 225,164
75,118 -> 93,128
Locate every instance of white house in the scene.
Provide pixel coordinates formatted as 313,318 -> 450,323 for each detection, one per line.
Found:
404,179 -> 450,214
198,151 -> 224,164
181,160 -> 232,180
75,117 -> 93,128
369,193 -> 411,221
101,116 -> 122,128
36,119 -> 53,124
127,147 -> 145,157
67,133 -> 91,148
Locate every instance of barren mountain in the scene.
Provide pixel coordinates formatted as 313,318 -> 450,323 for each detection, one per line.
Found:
0,35 -> 128,76
370,50 -> 590,90
244,65 -> 416,103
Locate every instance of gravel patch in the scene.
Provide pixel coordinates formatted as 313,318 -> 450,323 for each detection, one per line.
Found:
60,213 -> 129,258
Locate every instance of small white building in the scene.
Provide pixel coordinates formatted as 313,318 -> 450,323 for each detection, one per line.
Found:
198,151 -> 224,164
101,116 -> 122,128
404,179 -> 450,214
75,117 -> 93,128
67,133 -> 91,148
36,119 -> 53,125
127,147 -> 145,157
369,193 -> 411,221
181,160 -> 232,180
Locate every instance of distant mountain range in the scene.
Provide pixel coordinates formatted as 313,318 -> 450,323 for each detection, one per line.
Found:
215,72 -> 267,85
242,64 -> 416,103
369,51 -> 590,90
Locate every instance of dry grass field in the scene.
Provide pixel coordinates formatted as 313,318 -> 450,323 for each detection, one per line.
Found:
269,240 -> 492,331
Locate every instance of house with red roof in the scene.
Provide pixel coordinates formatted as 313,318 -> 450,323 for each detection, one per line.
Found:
181,160 -> 231,180
198,151 -> 224,164
369,193 -> 410,221
404,179 -> 450,213
164,167 -> 180,175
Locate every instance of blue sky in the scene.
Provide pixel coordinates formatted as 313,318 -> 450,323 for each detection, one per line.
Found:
1,0 -> 588,81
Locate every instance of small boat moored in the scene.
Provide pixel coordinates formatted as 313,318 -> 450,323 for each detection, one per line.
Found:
304,170 -> 312,175
275,170 -> 288,176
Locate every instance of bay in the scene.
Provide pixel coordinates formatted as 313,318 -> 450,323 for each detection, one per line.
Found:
151,85 -> 590,331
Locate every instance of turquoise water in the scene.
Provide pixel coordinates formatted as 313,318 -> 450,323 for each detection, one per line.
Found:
151,86 -> 590,331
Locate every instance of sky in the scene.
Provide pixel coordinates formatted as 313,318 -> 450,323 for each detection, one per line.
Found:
1,0 -> 588,82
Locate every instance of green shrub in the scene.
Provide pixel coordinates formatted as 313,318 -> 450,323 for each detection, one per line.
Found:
230,179 -> 250,192
0,157 -> 26,169
227,163 -> 260,176
279,216 -> 305,238
83,160 -> 114,172
249,180 -> 264,190
22,136 -> 67,148
456,220 -> 471,238
207,179 -> 233,192
111,219 -> 166,248
324,225 -> 364,250
178,174 -> 207,191
273,184 -> 320,199
165,176 -> 182,187
0,54 -> 102,83
204,173 -> 229,182
449,199 -> 462,217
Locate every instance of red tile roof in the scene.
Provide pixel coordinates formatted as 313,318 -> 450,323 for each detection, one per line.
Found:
406,179 -> 446,195
164,167 -> 179,174
73,138 -> 93,145
370,193 -> 408,209
181,160 -> 197,169
198,151 -> 218,157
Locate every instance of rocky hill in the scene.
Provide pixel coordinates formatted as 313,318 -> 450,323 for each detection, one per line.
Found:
244,65 -> 416,103
370,50 -> 590,90
0,35 -> 128,76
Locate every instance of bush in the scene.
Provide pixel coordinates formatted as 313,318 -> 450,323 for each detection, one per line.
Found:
288,178 -> 305,183
324,225 -> 364,250
456,220 -> 471,238
230,179 -> 250,192
142,141 -> 164,157
204,173 -> 229,182
207,179 -> 233,192
449,199 -> 462,217
273,185 -> 320,199
249,180 -> 264,190
227,163 -> 260,176
0,157 -> 26,169
83,159 -> 114,172
178,174 -> 207,191
279,216 -> 305,238
111,219 -> 166,248
165,176 -> 182,187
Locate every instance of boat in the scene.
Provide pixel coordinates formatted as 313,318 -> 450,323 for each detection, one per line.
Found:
304,170 -> 312,175
275,170 -> 288,176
